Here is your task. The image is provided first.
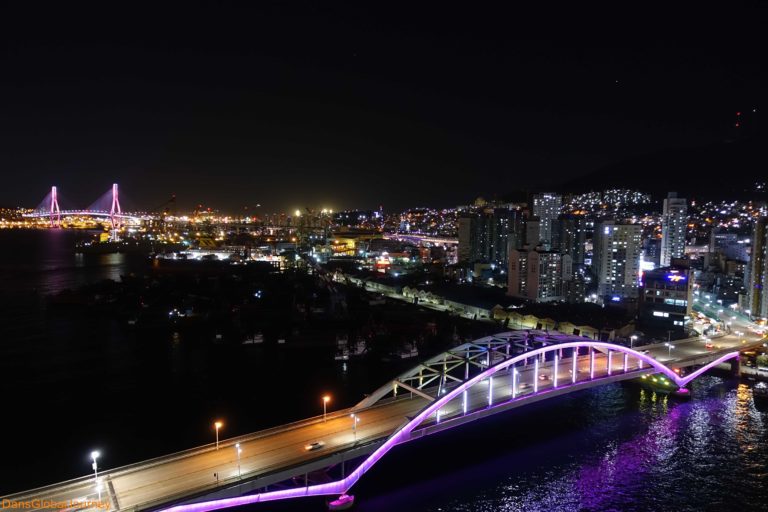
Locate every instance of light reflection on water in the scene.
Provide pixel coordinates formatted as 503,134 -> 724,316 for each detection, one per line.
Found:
0,230 -> 144,295
357,378 -> 768,512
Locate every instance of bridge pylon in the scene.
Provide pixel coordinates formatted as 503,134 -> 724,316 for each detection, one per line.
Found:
50,186 -> 61,228
110,183 -> 122,231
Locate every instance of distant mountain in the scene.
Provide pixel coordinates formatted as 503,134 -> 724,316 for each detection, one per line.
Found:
557,136 -> 767,201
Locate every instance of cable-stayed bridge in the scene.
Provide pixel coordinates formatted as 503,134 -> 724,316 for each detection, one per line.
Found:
23,184 -> 150,227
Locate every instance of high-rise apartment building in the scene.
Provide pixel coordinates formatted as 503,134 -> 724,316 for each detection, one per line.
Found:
531,193 -> 562,249
508,247 -> 569,302
747,216 -> 768,319
551,214 -> 587,303
593,221 -> 643,299
551,214 -> 586,268
660,192 -> 687,267
458,207 -> 523,266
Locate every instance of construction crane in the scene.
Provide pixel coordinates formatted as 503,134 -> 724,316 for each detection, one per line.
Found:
151,194 -> 177,217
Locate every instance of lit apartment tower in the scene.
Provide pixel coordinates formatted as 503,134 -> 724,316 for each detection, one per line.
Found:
458,214 -> 473,262
747,216 -> 768,319
458,207 -> 523,266
525,218 -> 541,247
508,248 -> 530,297
551,214 -> 587,303
551,214 -> 586,268
660,192 -> 687,267
508,247 -> 568,302
531,193 -> 562,248
593,221 -> 643,299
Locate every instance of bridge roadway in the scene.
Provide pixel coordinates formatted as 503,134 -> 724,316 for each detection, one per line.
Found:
22,210 -> 147,222
3,326 -> 764,512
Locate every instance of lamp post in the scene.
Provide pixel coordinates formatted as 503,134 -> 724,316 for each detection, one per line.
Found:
630,335 -> 637,349
350,413 -> 360,441
665,342 -> 675,358
90,451 -> 101,500
235,443 -> 242,478
214,421 -> 223,450
322,395 -> 330,422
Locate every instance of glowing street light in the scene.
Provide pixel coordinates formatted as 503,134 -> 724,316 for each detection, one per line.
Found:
630,335 -> 638,348
665,342 -> 675,358
350,413 -> 361,441
235,443 -> 242,478
90,451 -> 101,500
214,421 -> 223,450
322,395 -> 331,422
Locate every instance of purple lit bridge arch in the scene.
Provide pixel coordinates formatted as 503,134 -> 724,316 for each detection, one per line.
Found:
163,332 -> 740,512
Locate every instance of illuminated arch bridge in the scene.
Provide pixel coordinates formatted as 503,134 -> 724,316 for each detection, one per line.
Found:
165,331 -> 739,512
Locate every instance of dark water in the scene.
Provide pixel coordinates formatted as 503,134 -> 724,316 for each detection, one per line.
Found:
0,230 -> 408,494
1,230 -> 767,512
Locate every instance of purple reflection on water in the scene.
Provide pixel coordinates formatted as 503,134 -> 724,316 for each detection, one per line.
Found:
574,389 -> 707,510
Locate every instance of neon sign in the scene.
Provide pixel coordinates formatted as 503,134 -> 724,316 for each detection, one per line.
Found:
666,273 -> 686,282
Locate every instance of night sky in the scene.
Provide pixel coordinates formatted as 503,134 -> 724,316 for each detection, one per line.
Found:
1,4 -> 766,212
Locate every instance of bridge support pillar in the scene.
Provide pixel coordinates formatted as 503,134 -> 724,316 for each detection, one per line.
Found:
730,357 -> 741,376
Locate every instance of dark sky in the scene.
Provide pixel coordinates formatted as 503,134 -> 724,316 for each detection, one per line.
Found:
1,4 -> 766,212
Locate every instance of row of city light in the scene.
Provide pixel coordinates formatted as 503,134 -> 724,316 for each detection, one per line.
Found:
87,394 -> 356,496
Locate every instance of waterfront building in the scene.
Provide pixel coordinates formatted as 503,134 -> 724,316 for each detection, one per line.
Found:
639,264 -> 693,333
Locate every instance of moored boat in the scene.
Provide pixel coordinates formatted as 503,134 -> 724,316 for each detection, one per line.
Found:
327,494 -> 354,510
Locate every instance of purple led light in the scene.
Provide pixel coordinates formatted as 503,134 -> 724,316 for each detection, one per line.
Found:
572,352 -> 577,384
159,344 -> 740,512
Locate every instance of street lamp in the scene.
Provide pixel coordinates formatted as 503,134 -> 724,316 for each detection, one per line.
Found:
322,395 -> 330,422
235,443 -> 242,478
90,451 -> 101,500
214,421 -> 223,450
665,342 -> 675,357
350,413 -> 360,441
630,335 -> 638,349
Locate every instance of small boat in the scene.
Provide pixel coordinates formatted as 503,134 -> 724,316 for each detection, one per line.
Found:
327,494 -> 354,511
242,333 -> 264,345
754,384 -> 768,403
638,374 -> 676,394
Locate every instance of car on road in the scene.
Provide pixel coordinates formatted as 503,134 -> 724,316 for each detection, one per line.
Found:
538,373 -> 550,381
304,441 -> 325,451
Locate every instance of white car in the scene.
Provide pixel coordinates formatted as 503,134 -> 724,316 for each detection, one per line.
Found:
304,441 -> 325,451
